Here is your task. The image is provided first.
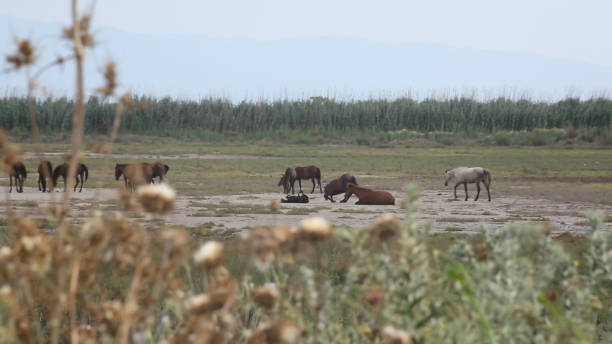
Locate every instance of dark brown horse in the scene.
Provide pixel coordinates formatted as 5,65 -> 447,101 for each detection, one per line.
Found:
278,168 -> 297,194
341,183 -> 395,205
115,163 -> 154,191
37,160 -> 53,192
324,173 -> 357,202
52,163 -> 88,192
151,162 -> 169,183
278,166 -> 322,194
9,162 -> 27,193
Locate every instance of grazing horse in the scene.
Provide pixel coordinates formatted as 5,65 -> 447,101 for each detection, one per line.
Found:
324,173 -> 357,202
52,163 -> 89,192
37,160 -> 53,192
278,168 -> 297,194
151,162 -> 170,183
444,167 -> 491,201
9,162 -> 27,193
341,183 -> 395,205
115,163 -> 154,191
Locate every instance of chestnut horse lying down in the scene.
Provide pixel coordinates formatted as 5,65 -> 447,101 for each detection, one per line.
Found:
340,183 -> 395,205
324,173 -> 357,202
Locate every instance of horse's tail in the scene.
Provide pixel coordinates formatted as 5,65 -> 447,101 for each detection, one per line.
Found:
315,167 -> 321,181
21,164 -> 27,179
484,169 -> 492,185
164,164 -> 170,173
83,164 -> 89,182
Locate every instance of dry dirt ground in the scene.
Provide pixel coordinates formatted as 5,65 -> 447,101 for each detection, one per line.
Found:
3,183 -> 610,236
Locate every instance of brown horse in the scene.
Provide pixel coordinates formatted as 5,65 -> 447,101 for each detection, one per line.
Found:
278,166 -> 322,194
278,168 -> 297,194
324,173 -> 357,202
151,162 -> 170,183
37,160 -> 53,192
52,163 -> 88,192
341,183 -> 395,205
115,163 -> 154,191
9,162 -> 27,193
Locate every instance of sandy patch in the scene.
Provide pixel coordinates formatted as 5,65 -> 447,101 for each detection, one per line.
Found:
4,185 -> 609,236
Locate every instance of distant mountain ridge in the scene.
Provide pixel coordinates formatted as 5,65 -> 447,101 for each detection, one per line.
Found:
2,14 -> 612,101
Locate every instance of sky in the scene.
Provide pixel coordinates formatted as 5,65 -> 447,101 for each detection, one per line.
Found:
1,1 -> 611,100
2,0 -> 611,67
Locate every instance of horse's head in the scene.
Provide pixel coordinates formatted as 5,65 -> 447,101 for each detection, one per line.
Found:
444,170 -> 452,186
115,164 -> 124,181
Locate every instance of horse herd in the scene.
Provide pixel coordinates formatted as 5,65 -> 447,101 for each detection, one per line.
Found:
278,165 -> 492,205
6,159 -> 492,205
5,160 -> 169,193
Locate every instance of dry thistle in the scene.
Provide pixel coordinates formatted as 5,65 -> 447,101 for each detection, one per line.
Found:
243,226 -> 281,269
473,243 -> 489,261
369,214 -> 401,243
63,15 -> 95,47
193,241 -> 224,270
97,61 -> 117,97
382,326 -> 413,344
247,321 -> 302,344
6,39 -> 35,69
136,183 -> 176,213
363,284 -> 385,306
269,200 -> 281,212
251,283 -> 280,309
298,217 -> 332,242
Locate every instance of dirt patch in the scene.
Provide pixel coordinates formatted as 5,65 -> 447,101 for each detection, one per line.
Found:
2,186 -> 611,236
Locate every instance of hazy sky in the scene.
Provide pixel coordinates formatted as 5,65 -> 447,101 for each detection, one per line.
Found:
2,0 -> 611,67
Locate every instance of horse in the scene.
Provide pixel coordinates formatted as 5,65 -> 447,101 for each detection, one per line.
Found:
278,168 -> 297,194
115,163 -> 154,191
341,183 -> 395,205
52,163 -> 88,192
278,166 -> 322,194
444,167 -> 491,201
37,160 -> 53,192
9,162 -> 27,193
324,173 -> 357,202
151,162 -> 169,183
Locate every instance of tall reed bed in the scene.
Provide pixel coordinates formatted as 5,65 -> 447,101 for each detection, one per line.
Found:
1,96 -> 611,136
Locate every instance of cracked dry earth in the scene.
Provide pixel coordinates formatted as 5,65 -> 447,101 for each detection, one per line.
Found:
4,185 -> 610,236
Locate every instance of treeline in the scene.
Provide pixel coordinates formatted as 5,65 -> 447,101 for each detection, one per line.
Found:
1,96 -> 611,135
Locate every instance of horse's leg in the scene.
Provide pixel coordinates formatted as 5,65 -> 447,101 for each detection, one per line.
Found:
19,175 -> 23,193
298,179 -> 303,193
79,172 -> 84,192
311,177 -> 315,193
464,183 -> 468,201
484,182 -> 491,202
453,183 -> 459,200
74,175 -> 79,192
319,178 -> 322,193
329,195 -> 335,202
475,182 -> 481,201
9,176 -> 12,193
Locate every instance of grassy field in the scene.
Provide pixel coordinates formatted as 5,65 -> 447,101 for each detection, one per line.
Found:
2,138 -> 611,342
11,140 -> 612,203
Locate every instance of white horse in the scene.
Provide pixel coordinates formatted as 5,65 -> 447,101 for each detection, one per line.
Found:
444,167 -> 492,201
